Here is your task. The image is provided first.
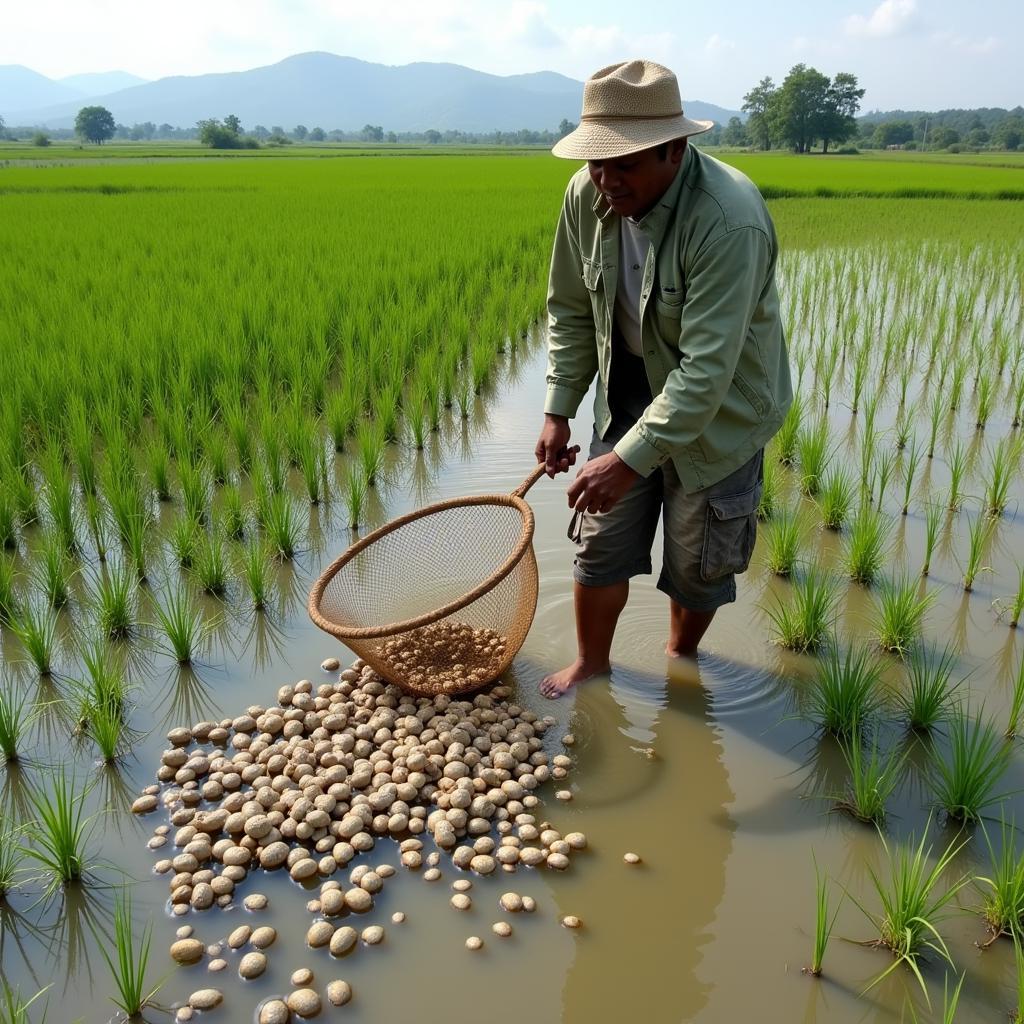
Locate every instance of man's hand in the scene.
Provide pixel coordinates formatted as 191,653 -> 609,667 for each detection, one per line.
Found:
535,414 -> 577,477
567,451 -> 638,514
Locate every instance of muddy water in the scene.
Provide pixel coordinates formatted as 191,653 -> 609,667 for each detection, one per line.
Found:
2,322 -> 1024,1024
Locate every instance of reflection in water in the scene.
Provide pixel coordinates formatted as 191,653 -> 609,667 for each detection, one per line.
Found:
556,659 -> 734,1024
154,664 -> 220,729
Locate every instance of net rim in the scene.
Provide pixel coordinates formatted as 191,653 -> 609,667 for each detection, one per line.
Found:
308,491 -> 535,641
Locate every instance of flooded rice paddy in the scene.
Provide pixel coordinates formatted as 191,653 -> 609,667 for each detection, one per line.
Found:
2,239 -> 1024,1024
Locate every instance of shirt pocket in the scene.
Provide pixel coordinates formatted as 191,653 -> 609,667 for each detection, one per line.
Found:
653,287 -> 684,344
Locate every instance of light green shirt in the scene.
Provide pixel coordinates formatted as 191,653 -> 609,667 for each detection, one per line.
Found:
544,145 -> 792,491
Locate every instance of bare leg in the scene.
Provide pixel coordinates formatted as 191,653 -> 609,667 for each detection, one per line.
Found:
540,580 -> 628,698
666,600 -> 716,659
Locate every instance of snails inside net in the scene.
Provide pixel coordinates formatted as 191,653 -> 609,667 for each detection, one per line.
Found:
313,500 -> 538,695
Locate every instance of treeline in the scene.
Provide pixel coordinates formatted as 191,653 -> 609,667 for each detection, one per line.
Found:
0,109 -> 578,148
857,107 -> 1024,151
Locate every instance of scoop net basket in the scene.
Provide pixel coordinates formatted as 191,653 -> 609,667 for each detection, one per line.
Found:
309,464 -> 552,696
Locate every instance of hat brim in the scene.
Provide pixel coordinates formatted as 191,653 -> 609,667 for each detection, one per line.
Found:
551,115 -> 714,160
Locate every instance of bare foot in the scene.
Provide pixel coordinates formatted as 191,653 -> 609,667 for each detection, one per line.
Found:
539,658 -> 609,699
665,644 -> 698,659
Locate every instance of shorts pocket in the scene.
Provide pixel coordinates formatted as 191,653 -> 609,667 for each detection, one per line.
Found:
700,483 -> 761,582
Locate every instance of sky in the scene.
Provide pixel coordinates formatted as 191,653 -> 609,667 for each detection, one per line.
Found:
3,0 -> 1020,111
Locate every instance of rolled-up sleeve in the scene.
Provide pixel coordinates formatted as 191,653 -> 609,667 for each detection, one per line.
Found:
614,225 -> 771,476
544,189 -> 598,419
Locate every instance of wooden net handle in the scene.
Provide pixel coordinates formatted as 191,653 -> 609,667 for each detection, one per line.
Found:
512,446 -> 581,499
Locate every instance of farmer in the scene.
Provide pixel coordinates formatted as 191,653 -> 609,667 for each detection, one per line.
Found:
536,60 -> 791,698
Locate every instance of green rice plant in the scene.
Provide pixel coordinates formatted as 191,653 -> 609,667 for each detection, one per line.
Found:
24,771 -> 93,889
83,491 -> 109,562
805,641 -> 884,737
775,393 -> 803,466
896,644 -> 960,733
762,508 -> 804,576
77,641 -> 129,720
144,439 -> 171,502
834,732 -> 904,825
205,426 -> 230,485
926,389 -> 945,459
0,554 -> 18,625
177,458 -> 208,525
0,683 -> 30,764
325,384 -> 360,451
851,824 -> 969,1000
94,563 -> 137,640
344,464 -> 366,530
764,568 -> 840,653
873,575 -> 937,655
221,483 -> 246,540
223,399 -> 254,472
946,440 -> 968,512
996,564 -> 1024,628
0,982 -> 49,1024
949,355 -> 968,411
756,453 -> 779,521
10,602 -> 58,676
804,854 -> 841,977
797,417 -> 831,497
1008,656 -> 1024,739
921,500 -> 942,577
154,588 -> 204,664
984,435 -> 1021,518
240,540 -> 274,611
170,515 -> 199,570
873,446 -> 899,510
893,408 -> 912,451
900,435 -> 922,515
818,464 -> 854,530
859,420 -> 878,499
99,891 -> 164,1018
976,817 -> 1024,944
0,823 -> 25,896
262,490 -> 300,560
42,456 -> 77,555
87,697 -> 128,764
298,435 -> 325,505
34,533 -> 74,610
1013,372 -> 1024,430
962,510 -> 994,592
356,418 -> 386,486
0,491 -> 16,551
843,503 -> 893,586
191,530 -> 229,597
929,709 -> 1012,823
976,372 -> 995,429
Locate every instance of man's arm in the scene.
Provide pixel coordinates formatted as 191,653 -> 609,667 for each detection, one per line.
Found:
613,225 -> 772,477
543,187 -> 599,420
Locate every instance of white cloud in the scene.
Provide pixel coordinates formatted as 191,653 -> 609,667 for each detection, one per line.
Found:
704,34 -> 735,55
844,0 -> 917,38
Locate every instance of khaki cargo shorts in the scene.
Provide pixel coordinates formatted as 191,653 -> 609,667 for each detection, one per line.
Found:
571,348 -> 763,611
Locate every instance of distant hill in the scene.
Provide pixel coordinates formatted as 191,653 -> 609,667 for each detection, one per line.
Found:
59,71 -> 147,95
0,65 -> 82,111
2,52 -> 742,132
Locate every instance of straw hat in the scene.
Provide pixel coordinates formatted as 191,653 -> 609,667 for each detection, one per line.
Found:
552,60 -> 713,160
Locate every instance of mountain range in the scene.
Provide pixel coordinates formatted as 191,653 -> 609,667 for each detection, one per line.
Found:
0,52 -> 742,132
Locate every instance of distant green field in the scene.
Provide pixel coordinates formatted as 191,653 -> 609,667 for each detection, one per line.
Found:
718,151 -> 1024,198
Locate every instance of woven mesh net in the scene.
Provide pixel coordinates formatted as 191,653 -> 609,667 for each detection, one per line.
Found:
312,497 -> 539,696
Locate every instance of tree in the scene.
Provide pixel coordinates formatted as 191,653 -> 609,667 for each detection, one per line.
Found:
930,126 -> 960,150
224,114 -> 242,136
557,118 -> 576,139
741,77 -> 777,150
774,64 -> 830,153
993,116 -> 1024,150
386,131 -> 398,143
309,126 -> 325,141
252,124 -> 270,140
31,131 -> 51,147
292,124 -> 308,140
424,129 -> 442,144
360,124 -> 384,142
75,105 -> 116,144
197,118 -> 257,149
873,121 -> 914,147
0,114 -> 6,138
721,117 -> 748,147
820,72 -> 864,152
